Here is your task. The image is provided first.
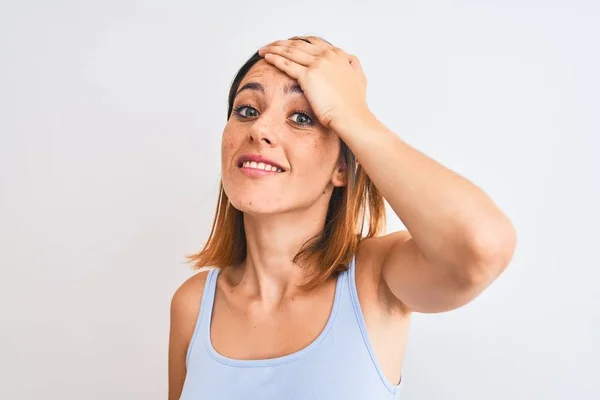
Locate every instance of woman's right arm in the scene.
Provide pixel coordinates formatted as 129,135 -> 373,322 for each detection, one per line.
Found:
168,271 -> 210,400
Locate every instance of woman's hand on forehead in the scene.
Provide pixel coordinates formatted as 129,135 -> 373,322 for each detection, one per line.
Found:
257,36 -> 372,134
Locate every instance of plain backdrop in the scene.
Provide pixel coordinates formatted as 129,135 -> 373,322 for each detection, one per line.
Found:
1,0 -> 598,399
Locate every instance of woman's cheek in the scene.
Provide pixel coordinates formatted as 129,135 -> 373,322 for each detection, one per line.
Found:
222,133 -> 235,152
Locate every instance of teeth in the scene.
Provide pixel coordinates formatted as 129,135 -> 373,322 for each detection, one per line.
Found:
242,160 -> 283,172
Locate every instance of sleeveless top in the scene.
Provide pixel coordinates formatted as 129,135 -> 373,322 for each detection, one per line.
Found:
179,254 -> 403,399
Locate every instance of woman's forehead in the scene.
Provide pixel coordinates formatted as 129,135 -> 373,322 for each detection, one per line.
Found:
240,61 -> 297,90
233,61 -> 311,106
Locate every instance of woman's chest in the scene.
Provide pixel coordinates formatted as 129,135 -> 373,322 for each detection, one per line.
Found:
210,276 -> 339,361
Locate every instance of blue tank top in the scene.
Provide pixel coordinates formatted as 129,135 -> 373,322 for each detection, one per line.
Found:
179,255 -> 403,399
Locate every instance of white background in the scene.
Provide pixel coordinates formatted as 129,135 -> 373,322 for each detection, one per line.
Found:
1,0 -> 598,398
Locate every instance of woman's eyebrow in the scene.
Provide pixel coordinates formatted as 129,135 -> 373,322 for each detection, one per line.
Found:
235,81 -> 304,99
283,82 -> 303,95
235,82 -> 264,97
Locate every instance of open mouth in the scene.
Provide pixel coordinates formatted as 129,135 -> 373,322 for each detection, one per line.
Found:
236,154 -> 287,173
238,160 -> 284,173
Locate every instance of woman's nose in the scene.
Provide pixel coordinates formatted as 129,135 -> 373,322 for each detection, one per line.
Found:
248,117 -> 277,146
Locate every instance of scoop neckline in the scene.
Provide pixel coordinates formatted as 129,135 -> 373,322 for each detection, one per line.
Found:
205,267 -> 345,367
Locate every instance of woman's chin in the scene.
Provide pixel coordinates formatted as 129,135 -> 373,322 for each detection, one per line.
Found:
229,197 -> 286,215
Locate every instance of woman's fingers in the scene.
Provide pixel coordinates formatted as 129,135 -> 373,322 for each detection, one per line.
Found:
258,43 -> 315,67
260,53 -> 306,80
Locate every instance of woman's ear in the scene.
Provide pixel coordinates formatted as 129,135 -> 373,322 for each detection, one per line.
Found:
331,158 -> 348,187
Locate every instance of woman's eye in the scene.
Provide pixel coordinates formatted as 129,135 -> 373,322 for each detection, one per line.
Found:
236,105 -> 259,118
290,112 -> 313,125
234,105 -> 312,125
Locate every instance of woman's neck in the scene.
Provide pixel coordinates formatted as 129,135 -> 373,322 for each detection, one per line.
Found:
232,208 -> 327,302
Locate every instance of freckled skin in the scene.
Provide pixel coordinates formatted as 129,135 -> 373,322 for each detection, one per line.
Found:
221,60 -> 347,216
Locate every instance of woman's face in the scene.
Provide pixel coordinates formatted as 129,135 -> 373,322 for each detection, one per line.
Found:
221,59 -> 346,215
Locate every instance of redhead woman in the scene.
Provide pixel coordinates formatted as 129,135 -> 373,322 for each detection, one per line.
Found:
168,36 -> 516,399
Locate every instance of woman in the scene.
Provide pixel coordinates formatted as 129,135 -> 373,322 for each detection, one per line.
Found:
168,36 -> 516,399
